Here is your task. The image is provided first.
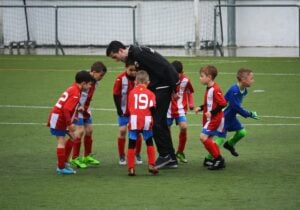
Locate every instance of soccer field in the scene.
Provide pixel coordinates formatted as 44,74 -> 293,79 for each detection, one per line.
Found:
0,55 -> 299,210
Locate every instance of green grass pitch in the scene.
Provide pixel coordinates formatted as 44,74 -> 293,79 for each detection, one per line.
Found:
0,55 -> 299,210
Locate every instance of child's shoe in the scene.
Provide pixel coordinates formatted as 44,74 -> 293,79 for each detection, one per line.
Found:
70,157 -> 87,169
128,168 -> 135,176
119,155 -> 127,165
135,154 -> 143,165
148,164 -> 159,175
56,167 -> 76,175
83,155 -> 100,165
176,152 -> 188,163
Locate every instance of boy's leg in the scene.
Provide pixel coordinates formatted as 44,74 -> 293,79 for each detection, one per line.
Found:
224,129 -> 246,157
84,135 -> 92,157
72,137 -> 81,159
205,137 -> 225,160
70,125 -> 87,169
71,124 -> 84,160
57,137 -> 66,169
83,136 -> 100,165
176,120 -> 188,163
82,123 -> 100,165
56,136 -> 76,174
228,128 -> 247,146
64,138 -> 74,163
200,132 -> 225,170
144,133 -> 158,175
202,137 -> 221,159
118,121 -> 127,165
127,133 -> 137,176
135,134 -> 143,164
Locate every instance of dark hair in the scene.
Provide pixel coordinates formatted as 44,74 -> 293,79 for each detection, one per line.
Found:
91,61 -> 107,73
171,60 -> 183,73
199,65 -> 218,80
237,68 -> 253,81
106,40 -> 126,56
125,59 -> 135,67
75,70 -> 93,83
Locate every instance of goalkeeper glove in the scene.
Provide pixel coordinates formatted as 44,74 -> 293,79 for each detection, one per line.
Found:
250,111 -> 259,120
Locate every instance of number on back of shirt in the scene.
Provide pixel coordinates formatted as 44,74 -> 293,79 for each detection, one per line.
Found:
133,93 -> 149,110
55,92 -> 68,108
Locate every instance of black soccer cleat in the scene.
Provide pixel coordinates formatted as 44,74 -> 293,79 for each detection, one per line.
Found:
223,141 -> 239,157
203,157 -> 214,167
208,156 -> 225,170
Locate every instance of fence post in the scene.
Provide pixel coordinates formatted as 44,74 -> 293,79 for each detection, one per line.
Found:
55,6 -> 58,55
213,7 -> 217,56
227,0 -> 236,47
132,6 -> 136,45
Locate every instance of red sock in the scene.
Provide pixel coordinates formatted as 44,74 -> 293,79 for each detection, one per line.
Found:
147,145 -> 156,165
57,148 -> 65,169
118,137 -> 126,156
84,135 -> 92,157
64,139 -> 73,162
135,135 -> 142,155
72,137 -> 81,159
127,148 -> 135,169
177,130 -> 187,153
203,138 -> 220,159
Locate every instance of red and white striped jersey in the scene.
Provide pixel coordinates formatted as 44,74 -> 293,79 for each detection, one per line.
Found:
47,83 -> 81,130
113,71 -> 135,116
128,84 -> 156,130
77,81 -> 98,119
202,82 -> 227,130
167,74 -> 194,118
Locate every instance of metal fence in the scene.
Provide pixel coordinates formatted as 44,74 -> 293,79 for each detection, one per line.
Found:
213,4 -> 300,56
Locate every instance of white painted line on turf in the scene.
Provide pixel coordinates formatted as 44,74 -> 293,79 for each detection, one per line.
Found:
1,104 -> 300,119
188,72 -> 300,76
0,122 -> 299,127
0,104 -> 115,111
1,68 -> 300,76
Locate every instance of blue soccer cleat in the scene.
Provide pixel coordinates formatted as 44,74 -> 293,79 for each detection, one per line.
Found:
56,167 -> 76,175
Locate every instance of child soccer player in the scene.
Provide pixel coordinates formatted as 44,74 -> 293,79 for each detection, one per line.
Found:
167,60 -> 194,164
70,62 -> 107,169
113,62 -> 143,165
127,70 -> 158,176
47,70 -> 93,175
222,68 -> 259,156
195,65 -> 227,170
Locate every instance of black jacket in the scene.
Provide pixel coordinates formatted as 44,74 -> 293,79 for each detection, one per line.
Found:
127,45 -> 179,91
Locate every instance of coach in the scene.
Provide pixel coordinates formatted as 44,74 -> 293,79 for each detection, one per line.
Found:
106,41 -> 179,169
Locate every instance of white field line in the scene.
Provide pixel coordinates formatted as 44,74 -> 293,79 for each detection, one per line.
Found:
0,122 -> 300,127
1,68 -> 300,76
0,104 -> 115,111
1,104 -> 300,119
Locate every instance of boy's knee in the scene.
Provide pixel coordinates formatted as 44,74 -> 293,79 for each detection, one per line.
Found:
237,129 -> 247,138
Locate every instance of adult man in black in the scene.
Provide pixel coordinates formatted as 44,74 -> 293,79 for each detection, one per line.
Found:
106,40 -> 179,169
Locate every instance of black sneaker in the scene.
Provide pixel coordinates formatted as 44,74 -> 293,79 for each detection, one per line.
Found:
223,141 -> 239,157
203,157 -> 214,167
161,159 -> 178,169
208,156 -> 225,170
155,155 -> 172,169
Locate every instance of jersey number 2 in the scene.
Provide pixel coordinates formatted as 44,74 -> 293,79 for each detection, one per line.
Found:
55,92 -> 69,108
